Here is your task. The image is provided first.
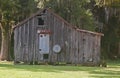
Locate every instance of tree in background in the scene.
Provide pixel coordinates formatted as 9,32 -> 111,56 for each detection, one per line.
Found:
17,0 -> 38,22
94,0 -> 120,59
36,0 -> 96,31
0,0 -> 37,61
1,0 -> 119,60
0,0 -> 19,60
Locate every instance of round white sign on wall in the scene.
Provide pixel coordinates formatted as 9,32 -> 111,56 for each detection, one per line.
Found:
53,45 -> 61,53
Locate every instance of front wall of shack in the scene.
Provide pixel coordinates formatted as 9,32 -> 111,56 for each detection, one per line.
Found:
14,17 -> 38,63
14,10 -> 101,65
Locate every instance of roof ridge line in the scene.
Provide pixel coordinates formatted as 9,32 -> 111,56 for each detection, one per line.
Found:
13,8 -> 104,36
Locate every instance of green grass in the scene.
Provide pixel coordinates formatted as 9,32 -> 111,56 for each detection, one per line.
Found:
0,60 -> 120,78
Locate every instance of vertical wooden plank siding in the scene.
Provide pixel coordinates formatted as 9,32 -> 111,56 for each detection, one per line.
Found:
17,26 -> 21,61
94,35 -> 101,65
48,12 -> 53,62
14,9 -> 102,65
24,23 -> 28,63
20,26 -> 24,61
34,16 -> 39,61
14,27 -> 18,62
32,17 -> 37,62
28,19 -> 32,62
78,31 -> 83,63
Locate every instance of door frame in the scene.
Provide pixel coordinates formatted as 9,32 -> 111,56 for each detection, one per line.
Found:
39,33 -> 50,54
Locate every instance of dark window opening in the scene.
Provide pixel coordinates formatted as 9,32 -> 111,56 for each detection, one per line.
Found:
43,54 -> 49,59
38,17 -> 44,25
43,9 -> 46,13
37,14 -> 42,16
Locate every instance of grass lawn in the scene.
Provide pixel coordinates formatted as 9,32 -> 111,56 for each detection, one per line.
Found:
0,60 -> 120,78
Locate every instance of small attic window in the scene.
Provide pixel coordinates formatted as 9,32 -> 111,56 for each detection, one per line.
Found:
38,17 -> 44,25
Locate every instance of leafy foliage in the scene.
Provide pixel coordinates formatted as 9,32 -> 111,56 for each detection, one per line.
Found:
36,0 -> 96,31
95,0 -> 120,7
93,0 -> 120,59
17,0 -> 38,21
0,0 -> 37,60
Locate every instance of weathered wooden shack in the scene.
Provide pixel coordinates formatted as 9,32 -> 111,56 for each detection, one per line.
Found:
13,8 -> 103,65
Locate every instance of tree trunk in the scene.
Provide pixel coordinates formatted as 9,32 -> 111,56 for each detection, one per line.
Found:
0,29 -> 10,61
118,42 -> 120,58
0,28 -> 1,52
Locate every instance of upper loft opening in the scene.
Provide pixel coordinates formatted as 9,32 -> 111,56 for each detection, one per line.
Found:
37,11 -> 46,26
38,17 -> 44,25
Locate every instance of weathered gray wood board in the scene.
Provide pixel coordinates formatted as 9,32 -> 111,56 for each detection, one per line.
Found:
14,9 -> 103,65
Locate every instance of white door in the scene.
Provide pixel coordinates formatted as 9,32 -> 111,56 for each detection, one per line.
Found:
39,34 -> 49,54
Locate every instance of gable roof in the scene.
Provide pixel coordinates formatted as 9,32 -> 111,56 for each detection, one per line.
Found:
13,8 -> 104,36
